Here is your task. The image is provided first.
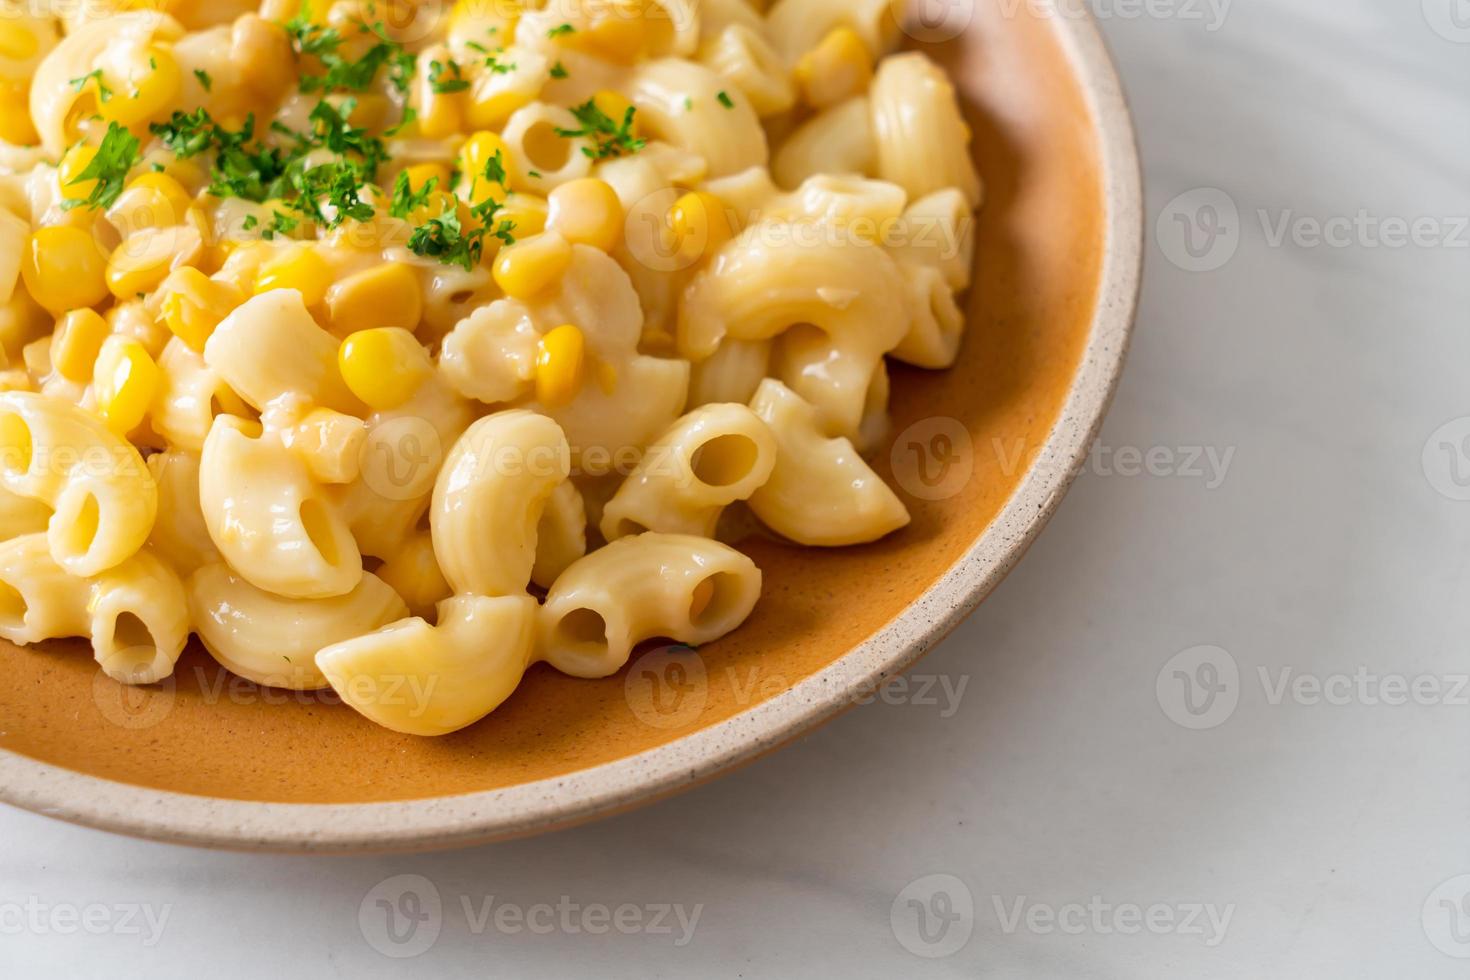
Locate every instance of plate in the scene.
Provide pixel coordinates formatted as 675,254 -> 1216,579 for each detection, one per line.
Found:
0,1 -> 1141,851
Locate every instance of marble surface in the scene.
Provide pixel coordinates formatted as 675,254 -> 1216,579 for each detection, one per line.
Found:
4,3 -> 1469,977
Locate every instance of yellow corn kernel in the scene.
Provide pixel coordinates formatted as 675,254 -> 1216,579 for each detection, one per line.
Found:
337,326 -> 433,411
496,193 -> 548,239
492,231 -> 571,299
0,23 -> 39,61
534,323 -> 585,408
51,308 -> 109,382
793,27 -> 872,109
458,131 -> 511,206
668,191 -> 733,263
21,335 -> 48,376
465,85 -> 532,132
255,245 -> 331,307
106,226 -> 190,298
401,162 -> 451,194
97,46 -> 183,127
414,51 -> 466,139
57,144 -> 98,204
116,172 -> 190,225
326,263 -> 423,335
547,178 -> 623,253
158,266 -> 242,352
0,81 -> 36,146
21,226 -> 108,312
591,89 -> 639,136
92,334 -> 159,433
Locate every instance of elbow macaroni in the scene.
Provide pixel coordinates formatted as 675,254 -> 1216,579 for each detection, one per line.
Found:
0,0 -> 981,734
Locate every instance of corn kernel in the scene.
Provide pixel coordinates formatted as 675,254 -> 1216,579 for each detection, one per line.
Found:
97,46 -> 182,127
465,85 -> 532,131
496,193 -> 548,239
492,231 -> 571,299
793,27 -> 872,109
57,144 -> 98,204
459,131 -> 511,206
0,23 -> 39,61
586,0 -> 648,63
110,172 -> 190,233
534,323 -> 585,408
0,81 -> 36,146
21,226 -> 107,312
106,225 -> 196,298
414,49 -> 466,139
92,333 -> 159,433
547,178 -> 623,253
401,162 -> 451,194
668,191 -> 733,264
51,308 -> 109,382
21,335 -> 48,376
326,263 -> 423,335
337,326 -> 433,411
591,90 -> 639,136
158,267 -> 242,352
255,245 -> 331,307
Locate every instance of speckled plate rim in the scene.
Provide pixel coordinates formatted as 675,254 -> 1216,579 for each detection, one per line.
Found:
0,9 -> 1141,852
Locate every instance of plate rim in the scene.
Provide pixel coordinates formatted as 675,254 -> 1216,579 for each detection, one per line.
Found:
0,8 -> 1143,852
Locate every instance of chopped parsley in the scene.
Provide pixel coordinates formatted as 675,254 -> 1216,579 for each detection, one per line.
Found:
194,69 -> 212,91
549,60 -> 569,80
61,123 -> 139,211
387,169 -> 437,218
68,69 -> 112,103
483,54 -> 516,75
717,90 -> 734,109
427,59 -> 470,94
547,23 -> 575,37
287,8 -> 415,95
555,99 -> 645,159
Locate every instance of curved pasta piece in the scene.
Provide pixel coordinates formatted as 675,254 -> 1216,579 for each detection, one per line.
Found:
677,226 -> 907,436
700,24 -> 794,118
151,337 -> 248,453
687,337 -> 770,408
30,11 -> 183,154
0,534 -> 187,683
869,52 -> 982,206
628,59 -> 767,177
532,478 -> 586,590
600,403 -> 776,539
188,564 -> 408,691
438,301 -> 540,405
539,531 -> 761,678
315,593 -> 538,736
545,534 -> 757,677
202,289 -> 359,413
0,485 -> 50,541
199,416 -> 362,599
746,379 -> 908,545
765,0 -> 899,62
886,188 -> 975,291
374,530 -> 451,620
541,354 -> 690,473
501,102 -> 595,194
0,207 -> 28,306
889,263 -> 965,369
431,410 -> 571,596
772,96 -> 874,189
0,390 -> 157,576
145,450 -> 219,575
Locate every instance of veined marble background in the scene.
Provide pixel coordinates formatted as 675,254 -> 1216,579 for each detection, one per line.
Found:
4,2 -> 1469,976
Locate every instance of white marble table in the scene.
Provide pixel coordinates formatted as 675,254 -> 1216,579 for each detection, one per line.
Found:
4,3 -> 1469,976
